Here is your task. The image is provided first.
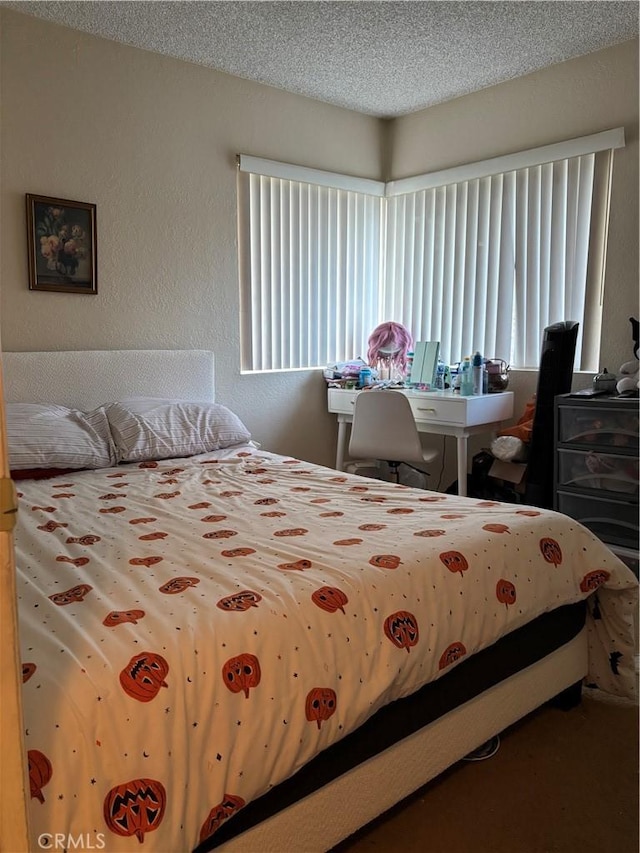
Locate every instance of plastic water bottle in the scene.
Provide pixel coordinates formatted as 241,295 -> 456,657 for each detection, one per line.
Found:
472,351 -> 484,395
460,357 -> 473,396
405,351 -> 414,385
358,366 -> 373,389
435,359 -> 445,390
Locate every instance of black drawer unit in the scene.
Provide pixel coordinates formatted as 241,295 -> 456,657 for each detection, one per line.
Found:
554,393 -> 639,574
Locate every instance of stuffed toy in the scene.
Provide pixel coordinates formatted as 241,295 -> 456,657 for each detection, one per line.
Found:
616,316 -> 639,395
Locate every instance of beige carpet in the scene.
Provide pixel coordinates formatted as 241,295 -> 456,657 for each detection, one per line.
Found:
334,688 -> 639,853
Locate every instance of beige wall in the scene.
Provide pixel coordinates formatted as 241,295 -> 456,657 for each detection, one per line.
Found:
0,9 -> 381,467
1,10 -> 638,472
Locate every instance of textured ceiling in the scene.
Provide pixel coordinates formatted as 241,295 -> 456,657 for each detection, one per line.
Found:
3,1 -> 638,117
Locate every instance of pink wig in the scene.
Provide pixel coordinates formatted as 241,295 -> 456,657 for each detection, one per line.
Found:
367,322 -> 413,373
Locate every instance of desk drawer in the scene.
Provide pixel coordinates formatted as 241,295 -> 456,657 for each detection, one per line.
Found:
327,388 -> 357,414
409,397 -> 465,425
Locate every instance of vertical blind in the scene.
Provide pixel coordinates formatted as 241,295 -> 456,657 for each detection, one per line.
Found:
238,130 -> 623,372
240,173 -> 383,371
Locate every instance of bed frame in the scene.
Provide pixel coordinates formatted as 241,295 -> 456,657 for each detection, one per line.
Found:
4,349 -> 589,852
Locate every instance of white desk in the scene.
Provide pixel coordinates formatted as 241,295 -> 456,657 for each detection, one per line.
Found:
327,387 -> 514,497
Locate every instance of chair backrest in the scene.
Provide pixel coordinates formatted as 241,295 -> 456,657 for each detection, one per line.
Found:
348,391 -> 424,463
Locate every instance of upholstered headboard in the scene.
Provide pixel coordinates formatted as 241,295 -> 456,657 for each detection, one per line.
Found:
2,350 -> 215,410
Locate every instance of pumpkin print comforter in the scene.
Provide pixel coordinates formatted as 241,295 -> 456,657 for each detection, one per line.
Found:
15,446 -> 638,851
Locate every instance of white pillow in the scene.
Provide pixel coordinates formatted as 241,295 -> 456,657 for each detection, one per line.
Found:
105,399 -> 251,462
7,403 -> 117,470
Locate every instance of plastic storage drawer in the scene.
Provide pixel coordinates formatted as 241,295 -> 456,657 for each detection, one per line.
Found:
556,491 -> 639,549
556,449 -> 639,496
557,406 -> 639,450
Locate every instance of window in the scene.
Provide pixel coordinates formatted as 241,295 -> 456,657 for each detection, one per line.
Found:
238,129 -> 623,373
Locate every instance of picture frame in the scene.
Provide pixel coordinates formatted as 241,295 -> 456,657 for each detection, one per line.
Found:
26,194 -> 97,294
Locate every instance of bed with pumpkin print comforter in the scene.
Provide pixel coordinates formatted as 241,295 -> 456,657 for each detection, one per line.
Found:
15,445 -> 638,852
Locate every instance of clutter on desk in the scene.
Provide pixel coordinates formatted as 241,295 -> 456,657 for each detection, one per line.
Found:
324,358 -> 368,386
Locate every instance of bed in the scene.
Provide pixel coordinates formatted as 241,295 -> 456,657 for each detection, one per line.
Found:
5,349 -> 638,853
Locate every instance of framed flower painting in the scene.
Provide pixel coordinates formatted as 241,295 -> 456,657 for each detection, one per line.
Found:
26,194 -> 97,293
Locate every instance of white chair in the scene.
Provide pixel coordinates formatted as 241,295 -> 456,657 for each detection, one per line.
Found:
348,390 -> 439,484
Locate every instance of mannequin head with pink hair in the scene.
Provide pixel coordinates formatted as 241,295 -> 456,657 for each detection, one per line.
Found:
367,322 -> 413,375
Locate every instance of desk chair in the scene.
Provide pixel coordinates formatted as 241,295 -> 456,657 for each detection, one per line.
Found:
348,390 -> 439,484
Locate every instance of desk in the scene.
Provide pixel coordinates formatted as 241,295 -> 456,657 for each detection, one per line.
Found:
327,387 -> 514,497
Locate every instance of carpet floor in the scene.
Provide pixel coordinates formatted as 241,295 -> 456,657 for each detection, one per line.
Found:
333,688 -> 639,853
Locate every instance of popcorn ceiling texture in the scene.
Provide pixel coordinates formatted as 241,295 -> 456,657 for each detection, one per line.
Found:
4,0 -> 638,117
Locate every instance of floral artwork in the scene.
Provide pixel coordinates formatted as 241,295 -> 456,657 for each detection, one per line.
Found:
26,194 -> 97,293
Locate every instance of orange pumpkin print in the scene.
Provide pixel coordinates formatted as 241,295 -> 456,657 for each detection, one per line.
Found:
103,778 -> 166,843
22,662 -> 36,683
188,502 -> 211,510
414,529 -> 446,538
217,591 -> 262,611
540,537 -> 563,566
220,490 -> 242,498
387,507 -> 414,515
260,511 -> 287,517
483,523 -> 511,534
255,498 -> 279,505
65,534 -> 101,545
155,491 -> 181,500
37,520 -> 68,532
119,652 -> 169,702
129,556 -> 163,567
99,493 -> 124,500
222,653 -> 261,698
201,514 -> 228,523
496,579 -> 517,607
159,577 -> 200,594
51,492 -> 75,499
55,556 -> 90,567
358,523 -> 386,531
439,550 -> 469,576
516,509 -> 541,516
138,461 -> 158,468
305,687 -> 337,729
129,517 -> 157,525
28,749 -> 52,803
99,506 -> 127,514
369,554 -> 401,570
31,506 -> 56,513
319,511 -> 344,518
103,610 -> 145,627
419,495 -> 446,502
199,794 -> 246,844
221,547 -> 256,558
310,498 -> 331,504
440,513 -> 465,520
439,641 -> 467,670
580,570 -> 610,593
49,584 -> 93,606
138,531 -> 169,541
334,538 -> 363,546
273,528 -> 308,537
311,587 -> 348,614
203,530 -> 238,540
278,559 -> 312,571
384,611 -> 420,653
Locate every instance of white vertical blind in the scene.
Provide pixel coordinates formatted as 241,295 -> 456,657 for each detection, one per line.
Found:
243,173 -> 382,371
239,132 -> 620,372
383,173 -> 516,364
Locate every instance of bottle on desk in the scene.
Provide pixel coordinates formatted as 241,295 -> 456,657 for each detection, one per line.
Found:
460,357 -> 473,396
472,351 -> 485,395
358,366 -> 373,389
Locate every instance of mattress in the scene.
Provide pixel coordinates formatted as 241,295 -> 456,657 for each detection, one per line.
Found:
14,446 -> 638,852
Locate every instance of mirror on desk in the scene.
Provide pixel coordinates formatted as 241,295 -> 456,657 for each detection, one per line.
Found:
410,341 -> 440,387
